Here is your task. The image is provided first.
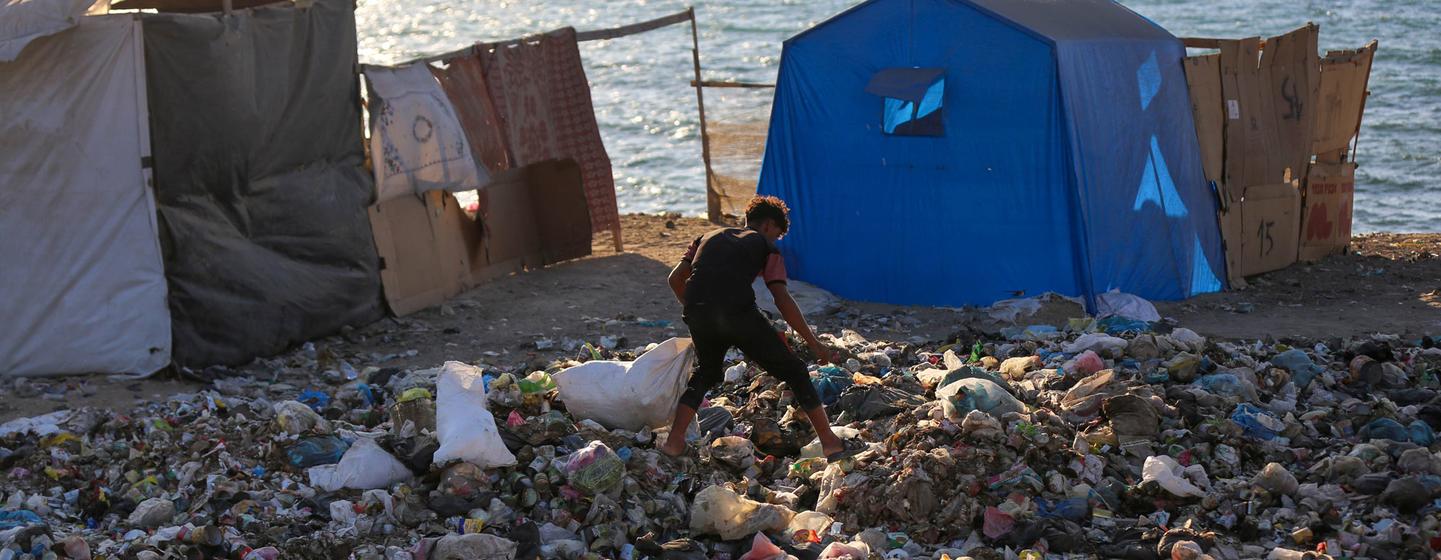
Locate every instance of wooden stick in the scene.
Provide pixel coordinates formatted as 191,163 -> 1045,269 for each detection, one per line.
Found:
410,9 -> 694,67
691,80 -> 775,89
688,7 -> 721,224
1183,37 -> 1267,50
576,11 -> 694,42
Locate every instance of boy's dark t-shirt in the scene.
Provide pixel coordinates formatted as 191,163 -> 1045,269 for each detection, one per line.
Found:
681,227 -> 788,309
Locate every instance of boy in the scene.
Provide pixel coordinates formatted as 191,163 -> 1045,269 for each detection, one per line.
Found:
658,196 -> 854,460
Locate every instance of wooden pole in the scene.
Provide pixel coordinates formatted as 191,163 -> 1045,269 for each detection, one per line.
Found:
688,7 -> 721,224
690,79 -> 775,89
411,9 -> 694,67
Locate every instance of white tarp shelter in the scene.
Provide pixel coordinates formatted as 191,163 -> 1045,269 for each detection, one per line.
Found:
0,10 -> 172,376
0,0 -> 105,61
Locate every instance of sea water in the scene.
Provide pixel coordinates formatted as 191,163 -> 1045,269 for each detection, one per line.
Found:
357,0 -> 1439,232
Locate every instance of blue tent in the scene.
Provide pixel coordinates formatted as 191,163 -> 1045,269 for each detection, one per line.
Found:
756,0 -> 1226,309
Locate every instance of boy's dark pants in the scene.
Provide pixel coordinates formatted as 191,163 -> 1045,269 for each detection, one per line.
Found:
678,303 -> 822,410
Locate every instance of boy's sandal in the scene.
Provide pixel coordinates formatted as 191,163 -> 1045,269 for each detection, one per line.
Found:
825,439 -> 869,462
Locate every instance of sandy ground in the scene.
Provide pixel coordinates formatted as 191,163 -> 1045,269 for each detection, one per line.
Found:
3,215 -> 1437,423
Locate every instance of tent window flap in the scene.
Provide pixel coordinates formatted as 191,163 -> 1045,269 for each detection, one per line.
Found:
867,67 -> 945,136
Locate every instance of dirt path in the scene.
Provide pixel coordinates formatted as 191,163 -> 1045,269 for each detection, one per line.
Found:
1154,233 -> 1441,341
3,217 -> 1437,423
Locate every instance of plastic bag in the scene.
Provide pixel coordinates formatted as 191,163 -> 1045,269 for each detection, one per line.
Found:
1000,356 -> 1040,380
307,437 -> 413,492
517,371 -> 556,395
286,435 -> 350,469
709,436 -> 757,471
433,361 -> 517,468
738,533 -> 786,560
937,378 -> 1024,420
689,485 -> 795,540
1358,417 -> 1408,442
812,365 -> 854,407
787,511 -> 834,536
1269,349 -> 1322,388
273,400 -> 332,435
1141,455 -> 1207,498
1230,403 -> 1286,441
819,541 -> 870,560
1063,333 -> 1128,356
431,533 -> 518,560
553,338 -> 695,431
561,441 -> 625,494
1061,350 -> 1105,377
1096,289 -> 1161,322
1251,462 -> 1298,496
1193,373 -> 1259,402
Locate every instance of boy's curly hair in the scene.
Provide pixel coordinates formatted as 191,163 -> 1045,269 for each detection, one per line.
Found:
744,195 -> 790,233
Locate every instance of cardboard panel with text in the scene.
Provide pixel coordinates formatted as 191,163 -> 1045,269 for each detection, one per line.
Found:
1259,24 -> 1320,183
1238,183 -> 1301,276
1300,162 -> 1356,262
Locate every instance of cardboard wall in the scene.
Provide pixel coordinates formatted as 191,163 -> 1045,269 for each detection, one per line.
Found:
1300,162 -> 1356,262
1313,42 -> 1377,162
1238,183 -> 1301,276
1185,24 -> 1373,281
1183,54 -> 1225,194
1258,24 -> 1320,183
369,159 -> 592,316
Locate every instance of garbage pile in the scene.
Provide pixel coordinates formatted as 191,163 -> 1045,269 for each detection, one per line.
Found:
3,309 -> 1441,560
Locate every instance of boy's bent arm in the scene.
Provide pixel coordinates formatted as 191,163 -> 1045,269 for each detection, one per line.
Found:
668,261 -> 692,306
769,283 -> 831,363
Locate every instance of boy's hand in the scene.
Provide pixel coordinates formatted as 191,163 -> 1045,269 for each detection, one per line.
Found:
807,339 -> 834,365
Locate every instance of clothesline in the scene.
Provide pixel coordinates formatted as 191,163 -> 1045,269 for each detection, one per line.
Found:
405,8 -> 696,67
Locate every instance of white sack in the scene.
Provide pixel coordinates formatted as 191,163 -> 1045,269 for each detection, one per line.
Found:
554,338 -> 695,432
432,361 -> 517,468
308,437 -> 412,492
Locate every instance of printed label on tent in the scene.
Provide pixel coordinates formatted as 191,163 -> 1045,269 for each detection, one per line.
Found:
1226,99 -> 1241,120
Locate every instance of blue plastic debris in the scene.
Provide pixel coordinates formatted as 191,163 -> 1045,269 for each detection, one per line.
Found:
812,366 -> 853,407
1231,403 -> 1285,441
1270,349 -> 1323,389
297,389 -> 331,412
0,510 -> 43,530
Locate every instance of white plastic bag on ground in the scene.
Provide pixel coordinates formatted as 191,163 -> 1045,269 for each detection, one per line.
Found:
1168,328 -> 1206,352
554,338 -> 695,431
432,533 -> 517,560
1142,455 -> 1208,498
308,437 -> 412,492
753,278 -> 840,317
1064,333 -> 1129,355
433,361 -> 517,468
689,484 -> 795,540
1096,290 -> 1161,322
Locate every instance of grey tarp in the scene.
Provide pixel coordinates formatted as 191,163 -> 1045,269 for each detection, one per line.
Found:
143,0 -> 383,367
